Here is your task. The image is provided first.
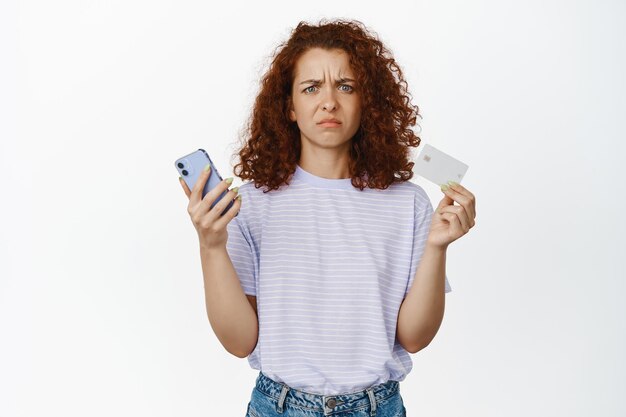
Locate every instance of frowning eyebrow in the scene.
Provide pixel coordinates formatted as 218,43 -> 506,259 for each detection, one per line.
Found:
299,77 -> 355,85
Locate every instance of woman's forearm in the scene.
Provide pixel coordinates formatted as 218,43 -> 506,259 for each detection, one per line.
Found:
396,243 -> 447,353
199,245 -> 258,358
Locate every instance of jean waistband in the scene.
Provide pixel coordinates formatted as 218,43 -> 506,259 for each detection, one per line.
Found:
254,371 -> 400,416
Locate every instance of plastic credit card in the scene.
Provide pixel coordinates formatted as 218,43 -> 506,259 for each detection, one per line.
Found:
414,143 -> 469,186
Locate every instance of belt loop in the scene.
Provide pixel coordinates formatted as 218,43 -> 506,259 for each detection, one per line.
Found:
276,384 -> 290,413
366,387 -> 377,416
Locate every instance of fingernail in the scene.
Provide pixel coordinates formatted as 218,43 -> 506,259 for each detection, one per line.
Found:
440,184 -> 449,191
179,176 -> 182,181
225,177 -> 234,184
204,164 -> 211,172
447,180 -> 458,187
237,195 -> 242,201
232,186 -> 239,194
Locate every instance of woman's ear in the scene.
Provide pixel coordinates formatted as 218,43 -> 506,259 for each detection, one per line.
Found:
287,97 -> 296,122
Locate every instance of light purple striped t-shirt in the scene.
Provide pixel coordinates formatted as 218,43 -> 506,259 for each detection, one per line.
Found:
226,164 -> 452,395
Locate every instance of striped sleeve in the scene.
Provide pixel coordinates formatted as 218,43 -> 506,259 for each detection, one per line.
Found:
225,214 -> 257,296
405,190 -> 452,299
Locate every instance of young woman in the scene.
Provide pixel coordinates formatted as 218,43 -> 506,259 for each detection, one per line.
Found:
179,18 -> 476,417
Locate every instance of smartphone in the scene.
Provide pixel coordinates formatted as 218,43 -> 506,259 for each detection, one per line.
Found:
174,148 -> 237,217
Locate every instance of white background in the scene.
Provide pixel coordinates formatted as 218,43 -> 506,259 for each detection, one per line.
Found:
1,0 -> 624,416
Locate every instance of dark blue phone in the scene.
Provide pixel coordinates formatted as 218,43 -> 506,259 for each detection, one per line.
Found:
174,148 -> 237,217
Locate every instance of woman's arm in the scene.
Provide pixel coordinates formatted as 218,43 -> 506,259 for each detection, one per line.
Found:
396,243 -> 447,353
200,245 -> 259,358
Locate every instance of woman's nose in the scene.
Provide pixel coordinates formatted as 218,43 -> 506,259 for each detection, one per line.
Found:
322,99 -> 337,111
320,88 -> 338,111
322,102 -> 336,111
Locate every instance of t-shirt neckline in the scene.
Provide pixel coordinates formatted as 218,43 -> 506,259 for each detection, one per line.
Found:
293,164 -> 355,190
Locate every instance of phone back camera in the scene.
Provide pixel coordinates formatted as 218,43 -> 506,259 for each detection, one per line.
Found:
181,169 -> 188,176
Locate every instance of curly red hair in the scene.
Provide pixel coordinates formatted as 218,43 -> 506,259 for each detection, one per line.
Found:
231,18 -> 422,192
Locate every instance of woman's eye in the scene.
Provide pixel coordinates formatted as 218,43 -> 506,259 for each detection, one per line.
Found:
339,84 -> 353,92
304,86 -> 317,93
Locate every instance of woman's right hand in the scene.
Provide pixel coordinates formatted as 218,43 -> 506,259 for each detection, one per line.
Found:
179,165 -> 242,251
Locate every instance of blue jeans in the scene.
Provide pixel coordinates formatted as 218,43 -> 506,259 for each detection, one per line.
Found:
245,371 -> 407,417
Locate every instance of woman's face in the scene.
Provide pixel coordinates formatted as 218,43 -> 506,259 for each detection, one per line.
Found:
289,48 -> 362,152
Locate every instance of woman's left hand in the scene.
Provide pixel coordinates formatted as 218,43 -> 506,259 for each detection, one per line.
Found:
427,181 -> 477,250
